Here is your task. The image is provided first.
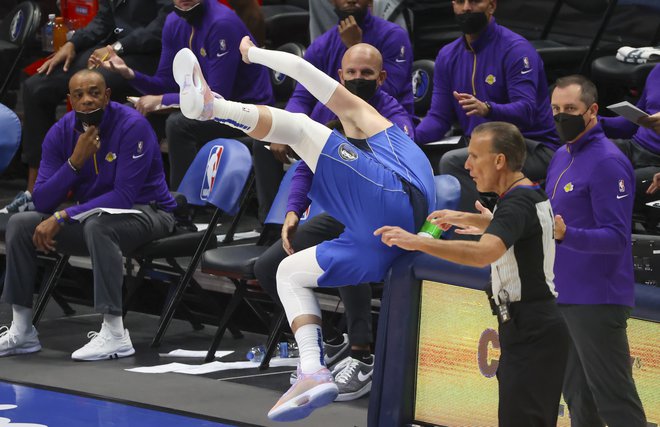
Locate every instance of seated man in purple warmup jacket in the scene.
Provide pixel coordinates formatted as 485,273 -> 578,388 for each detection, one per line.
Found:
416,0 -> 560,213
600,63 -> 660,227
253,0 -> 414,221
94,0 -> 274,189
0,70 -> 176,362
253,43 -> 414,402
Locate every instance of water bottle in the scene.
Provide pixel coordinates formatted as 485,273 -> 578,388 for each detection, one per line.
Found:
41,14 -> 56,53
53,17 -> 68,51
417,220 -> 443,239
246,342 -> 299,362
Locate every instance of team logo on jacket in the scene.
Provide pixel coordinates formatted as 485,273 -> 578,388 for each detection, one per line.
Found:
618,179 -> 625,193
564,182 -> 574,193
485,74 -> 496,85
105,152 -> 117,162
200,47 -> 207,57
220,39 -> 227,51
137,141 -> 143,154
201,145 -> 224,200
338,143 -> 358,161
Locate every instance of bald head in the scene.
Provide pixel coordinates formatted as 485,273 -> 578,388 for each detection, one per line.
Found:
341,43 -> 383,73
68,69 -> 110,113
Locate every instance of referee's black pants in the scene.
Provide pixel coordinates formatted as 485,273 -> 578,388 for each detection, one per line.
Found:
497,299 -> 569,427
559,304 -> 646,427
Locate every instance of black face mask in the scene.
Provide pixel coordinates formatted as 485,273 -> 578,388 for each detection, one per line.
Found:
334,6 -> 368,26
455,12 -> 489,35
174,1 -> 204,26
554,111 -> 588,143
75,107 -> 105,127
344,78 -> 378,101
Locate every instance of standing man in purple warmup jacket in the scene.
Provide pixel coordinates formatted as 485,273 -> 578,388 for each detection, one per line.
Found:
416,0 -> 559,213
547,75 -> 646,426
253,0 -> 413,221
0,70 -> 176,361
94,0 -> 274,189
253,43 -> 414,402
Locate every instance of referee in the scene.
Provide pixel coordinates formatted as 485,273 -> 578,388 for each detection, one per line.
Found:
376,121 -> 569,427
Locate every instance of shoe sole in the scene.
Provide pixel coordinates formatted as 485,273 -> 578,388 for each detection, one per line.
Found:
334,380 -> 372,402
268,383 -> 338,422
0,343 -> 41,357
71,347 -> 135,362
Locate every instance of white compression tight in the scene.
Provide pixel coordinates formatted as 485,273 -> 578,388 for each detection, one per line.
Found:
211,99 -> 331,172
276,245 -> 324,325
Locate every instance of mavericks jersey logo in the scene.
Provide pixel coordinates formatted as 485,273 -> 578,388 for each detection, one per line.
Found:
338,143 -> 358,161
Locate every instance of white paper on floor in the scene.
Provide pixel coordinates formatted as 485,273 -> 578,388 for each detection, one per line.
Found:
158,349 -> 234,359
126,357 -> 299,375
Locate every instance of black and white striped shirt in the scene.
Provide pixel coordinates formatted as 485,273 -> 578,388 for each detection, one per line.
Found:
485,185 -> 557,305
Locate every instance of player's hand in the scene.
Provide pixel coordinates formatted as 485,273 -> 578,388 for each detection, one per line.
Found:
637,112 -> 660,135
239,35 -> 255,64
270,143 -> 294,164
554,214 -> 566,241
281,211 -> 300,255
32,216 -> 61,253
38,42 -> 76,75
338,15 -> 363,48
453,91 -> 490,117
134,95 -> 163,115
646,172 -> 660,194
70,126 -> 100,169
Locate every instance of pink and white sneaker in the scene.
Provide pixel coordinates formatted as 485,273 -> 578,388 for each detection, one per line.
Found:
267,365 -> 338,422
173,48 -> 217,121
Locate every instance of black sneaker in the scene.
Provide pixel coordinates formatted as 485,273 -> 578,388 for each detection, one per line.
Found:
0,191 -> 34,214
289,333 -> 350,384
332,355 -> 374,401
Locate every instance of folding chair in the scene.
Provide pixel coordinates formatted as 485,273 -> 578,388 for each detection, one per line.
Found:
31,139 -> 254,338
200,161 -> 323,363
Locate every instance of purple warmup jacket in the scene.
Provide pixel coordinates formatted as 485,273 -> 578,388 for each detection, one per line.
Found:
286,89 -> 415,216
131,0 -> 274,107
601,63 -> 660,155
33,101 -> 176,219
545,123 -> 635,307
286,9 -> 414,115
415,18 -> 559,147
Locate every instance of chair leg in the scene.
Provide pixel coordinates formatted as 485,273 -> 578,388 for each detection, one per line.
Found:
32,255 -> 69,327
151,208 -> 224,347
204,283 -> 248,362
259,309 -> 287,370
51,291 -> 76,316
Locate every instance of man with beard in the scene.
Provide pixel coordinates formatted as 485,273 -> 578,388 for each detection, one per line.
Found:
416,0 -> 559,214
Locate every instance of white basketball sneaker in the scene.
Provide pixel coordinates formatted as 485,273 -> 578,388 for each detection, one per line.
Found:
71,325 -> 135,361
173,48 -> 217,121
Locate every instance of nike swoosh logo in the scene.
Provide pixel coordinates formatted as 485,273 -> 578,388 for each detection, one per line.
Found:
216,52 -> 229,58
132,153 -> 145,159
395,59 -> 406,63
616,194 -> 629,199
521,69 -> 533,75
358,371 -> 373,382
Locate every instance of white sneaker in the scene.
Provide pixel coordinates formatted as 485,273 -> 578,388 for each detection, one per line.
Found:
71,326 -> 135,361
173,48 -> 216,121
0,322 -> 41,357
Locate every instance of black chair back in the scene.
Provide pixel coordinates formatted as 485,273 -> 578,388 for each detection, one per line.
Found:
270,42 -> 306,107
0,1 -> 41,99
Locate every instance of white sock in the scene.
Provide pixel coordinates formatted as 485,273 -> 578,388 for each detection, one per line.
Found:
102,314 -> 124,337
295,323 -> 325,374
212,98 -> 260,133
12,305 -> 33,334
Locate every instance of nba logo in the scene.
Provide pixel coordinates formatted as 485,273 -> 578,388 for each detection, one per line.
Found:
618,179 -> 625,193
201,145 -> 224,200
300,204 -> 312,221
